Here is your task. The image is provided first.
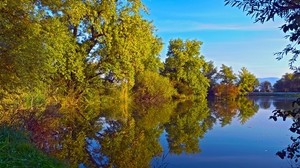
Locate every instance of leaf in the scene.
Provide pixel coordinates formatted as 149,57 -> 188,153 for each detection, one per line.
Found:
269,116 -> 277,121
276,151 -> 286,159
290,127 -> 297,133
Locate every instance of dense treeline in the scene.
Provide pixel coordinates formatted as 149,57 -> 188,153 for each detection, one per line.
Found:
257,73 -> 300,92
273,73 -> 300,92
0,0 -> 258,111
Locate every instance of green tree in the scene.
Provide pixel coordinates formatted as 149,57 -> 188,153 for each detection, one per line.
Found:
217,64 -> 237,85
133,70 -> 175,103
237,67 -> 259,96
259,81 -> 272,92
225,0 -> 300,71
1,0 -> 163,102
0,1 -> 53,92
273,73 -> 300,92
203,61 -> 218,97
163,39 -> 209,98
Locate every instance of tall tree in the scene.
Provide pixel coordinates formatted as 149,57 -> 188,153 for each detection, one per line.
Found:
163,39 -> 209,98
225,0 -> 300,71
213,64 -> 238,99
203,61 -> 218,97
237,67 -> 259,95
0,0 -> 53,91
273,72 -> 300,92
259,81 -> 272,92
1,0 -> 163,99
217,64 -> 237,85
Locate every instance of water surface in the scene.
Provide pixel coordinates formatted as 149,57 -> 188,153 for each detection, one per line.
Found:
155,96 -> 295,168
4,96 -> 298,168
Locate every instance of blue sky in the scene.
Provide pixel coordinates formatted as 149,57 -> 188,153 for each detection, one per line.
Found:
142,0 -> 293,78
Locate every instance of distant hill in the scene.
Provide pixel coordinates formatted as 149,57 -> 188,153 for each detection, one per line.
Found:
258,77 -> 280,86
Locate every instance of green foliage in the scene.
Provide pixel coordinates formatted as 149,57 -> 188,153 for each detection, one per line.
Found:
0,1 -> 51,91
237,67 -> 259,96
0,0 -> 163,103
0,125 -> 66,168
274,73 -> 300,92
163,39 -> 210,98
133,71 -> 175,103
259,81 -> 272,92
203,61 -> 218,85
203,61 -> 218,96
213,66 -> 258,97
217,64 -> 237,85
225,0 -> 300,71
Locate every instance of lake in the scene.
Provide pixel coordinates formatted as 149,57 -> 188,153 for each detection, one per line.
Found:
83,96 -> 298,168
4,96 -> 299,168
152,96 -> 296,168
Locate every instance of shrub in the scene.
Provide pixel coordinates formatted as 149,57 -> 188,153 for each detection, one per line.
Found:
133,71 -> 175,103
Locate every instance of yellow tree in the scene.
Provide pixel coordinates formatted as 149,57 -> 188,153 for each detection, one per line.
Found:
237,67 -> 259,96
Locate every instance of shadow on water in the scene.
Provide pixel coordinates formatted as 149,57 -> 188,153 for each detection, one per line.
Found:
0,96 -> 265,167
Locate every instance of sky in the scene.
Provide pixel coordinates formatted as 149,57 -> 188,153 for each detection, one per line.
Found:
142,0 -> 293,78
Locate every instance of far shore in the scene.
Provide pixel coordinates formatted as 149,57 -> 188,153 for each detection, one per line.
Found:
248,92 -> 300,97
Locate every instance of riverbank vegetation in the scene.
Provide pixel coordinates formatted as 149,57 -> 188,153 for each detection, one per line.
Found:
255,72 -> 300,93
0,125 -> 66,168
0,1 -> 259,108
0,1 -> 261,166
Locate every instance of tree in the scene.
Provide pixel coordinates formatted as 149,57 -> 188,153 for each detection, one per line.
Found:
217,64 -> 237,85
259,81 -> 272,92
203,61 -> 218,97
225,0 -> 300,71
237,67 -> 259,95
213,64 -> 239,99
133,70 -> 175,103
273,73 -> 300,92
163,39 -> 210,98
0,0 -> 163,101
212,83 -> 239,100
0,0 -> 54,91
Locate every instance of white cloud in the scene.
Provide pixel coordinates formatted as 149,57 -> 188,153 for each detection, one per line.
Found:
156,20 -> 283,33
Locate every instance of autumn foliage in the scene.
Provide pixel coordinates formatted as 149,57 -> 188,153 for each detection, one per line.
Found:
212,84 -> 239,100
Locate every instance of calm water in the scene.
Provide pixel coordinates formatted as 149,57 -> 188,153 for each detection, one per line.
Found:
153,97 -> 295,168
5,96 -> 299,168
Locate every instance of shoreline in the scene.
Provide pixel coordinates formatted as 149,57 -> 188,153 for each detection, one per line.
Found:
248,92 -> 300,97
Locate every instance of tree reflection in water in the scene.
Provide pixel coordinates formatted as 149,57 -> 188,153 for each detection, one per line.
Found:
164,100 -> 212,154
210,97 -> 259,126
0,96 -> 260,167
270,98 -> 300,167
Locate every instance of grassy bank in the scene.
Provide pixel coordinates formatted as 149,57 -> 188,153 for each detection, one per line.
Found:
0,125 -> 66,168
